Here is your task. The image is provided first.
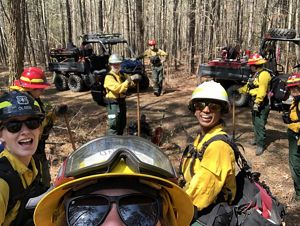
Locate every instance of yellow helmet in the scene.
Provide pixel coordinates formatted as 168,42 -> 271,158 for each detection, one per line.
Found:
34,136 -> 194,226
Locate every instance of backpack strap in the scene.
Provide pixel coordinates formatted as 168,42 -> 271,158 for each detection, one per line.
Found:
0,156 -> 46,226
0,157 -> 24,214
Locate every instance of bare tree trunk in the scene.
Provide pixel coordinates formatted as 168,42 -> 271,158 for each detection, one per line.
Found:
60,1 -> 66,47
296,0 -> 300,62
247,0 -> 254,49
0,27 -> 7,65
135,0 -> 144,54
66,0 -> 73,42
172,0 -> 179,70
5,0 -> 24,83
260,0 -> 269,39
98,0 -> 104,32
25,2 -> 36,66
188,0 -> 196,74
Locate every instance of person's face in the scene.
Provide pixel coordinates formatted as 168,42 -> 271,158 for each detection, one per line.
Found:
289,86 -> 300,97
0,115 -> 41,165
65,188 -> 162,226
193,101 -> 222,132
111,63 -> 121,73
150,45 -> 155,50
29,88 -> 45,98
250,65 -> 257,73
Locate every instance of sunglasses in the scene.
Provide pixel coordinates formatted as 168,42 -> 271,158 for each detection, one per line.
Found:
193,101 -> 222,112
1,118 -> 41,133
65,193 -> 161,226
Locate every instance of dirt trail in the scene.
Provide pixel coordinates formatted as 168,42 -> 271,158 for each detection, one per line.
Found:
44,72 -> 299,225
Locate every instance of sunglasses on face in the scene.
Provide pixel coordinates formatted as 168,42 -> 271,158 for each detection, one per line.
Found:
65,193 -> 161,226
0,118 -> 41,133
193,101 -> 222,112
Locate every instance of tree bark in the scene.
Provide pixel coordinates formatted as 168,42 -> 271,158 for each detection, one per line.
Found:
5,0 -> 24,83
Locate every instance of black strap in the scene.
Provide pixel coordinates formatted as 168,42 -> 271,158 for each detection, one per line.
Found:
179,134 -> 251,187
0,156 -> 46,226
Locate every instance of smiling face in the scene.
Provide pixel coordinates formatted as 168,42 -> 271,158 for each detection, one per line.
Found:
193,100 -> 222,133
0,115 -> 41,165
110,63 -> 121,74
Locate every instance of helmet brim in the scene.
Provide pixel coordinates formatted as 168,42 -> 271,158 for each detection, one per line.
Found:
247,59 -> 267,65
14,80 -> 50,89
34,173 -> 194,226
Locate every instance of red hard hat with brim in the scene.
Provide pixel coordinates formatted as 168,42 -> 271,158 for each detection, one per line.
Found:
14,79 -> 50,89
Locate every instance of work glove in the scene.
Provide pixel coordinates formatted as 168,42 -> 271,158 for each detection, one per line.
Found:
130,74 -> 142,81
55,104 -> 68,116
252,103 -> 259,112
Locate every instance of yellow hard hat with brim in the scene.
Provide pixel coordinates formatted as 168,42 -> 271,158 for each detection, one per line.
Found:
34,136 -> 194,226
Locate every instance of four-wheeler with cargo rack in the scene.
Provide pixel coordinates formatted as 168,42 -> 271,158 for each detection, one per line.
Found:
198,28 -> 299,109
48,33 -> 149,95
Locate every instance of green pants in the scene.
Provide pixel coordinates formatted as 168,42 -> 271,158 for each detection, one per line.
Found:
287,129 -> 300,196
106,99 -> 127,135
251,104 -> 270,148
152,65 -> 164,94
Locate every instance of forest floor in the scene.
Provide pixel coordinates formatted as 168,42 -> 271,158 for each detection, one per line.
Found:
1,67 -> 299,225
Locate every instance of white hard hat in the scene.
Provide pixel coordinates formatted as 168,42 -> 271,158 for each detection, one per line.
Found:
109,54 -> 123,64
191,81 -> 230,113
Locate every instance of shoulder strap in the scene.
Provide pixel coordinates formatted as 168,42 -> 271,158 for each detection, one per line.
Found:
199,134 -> 251,172
0,157 -> 25,215
0,156 -> 46,226
106,72 -> 118,82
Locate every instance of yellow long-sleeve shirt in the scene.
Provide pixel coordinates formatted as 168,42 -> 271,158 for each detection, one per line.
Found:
0,150 -> 39,226
182,124 -> 236,210
143,48 -> 168,58
239,69 -> 272,105
288,101 -> 300,133
104,70 -> 134,100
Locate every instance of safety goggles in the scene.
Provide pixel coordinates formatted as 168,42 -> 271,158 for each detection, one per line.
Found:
192,101 -> 222,112
0,117 -> 41,133
63,136 -> 176,179
65,193 -> 161,226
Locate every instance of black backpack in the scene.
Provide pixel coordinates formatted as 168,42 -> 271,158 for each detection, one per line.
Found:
179,134 -> 286,226
0,156 -> 47,226
90,72 -> 121,106
267,71 -> 290,111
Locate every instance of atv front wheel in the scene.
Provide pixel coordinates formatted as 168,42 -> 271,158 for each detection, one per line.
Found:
68,74 -> 84,92
227,85 -> 250,107
267,28 -> 296,39
53,73 -> 69,91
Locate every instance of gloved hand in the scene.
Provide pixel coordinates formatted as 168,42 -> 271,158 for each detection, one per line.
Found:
55,104 -> 68,116
252,103 -> 259,112
130,74 -> 142,81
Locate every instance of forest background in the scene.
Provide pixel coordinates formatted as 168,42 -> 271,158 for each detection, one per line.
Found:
0,0 -> 300,85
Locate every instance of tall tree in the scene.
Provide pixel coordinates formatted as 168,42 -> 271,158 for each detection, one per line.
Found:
2,0 -> 25,83
66,0 -> 72,43
188,0 -> 196,73
135,0 -> 144,54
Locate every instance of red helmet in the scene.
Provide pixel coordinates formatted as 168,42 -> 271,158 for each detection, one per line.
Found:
148,39 -> 157,46
286,73 -> 300,88
247,53 -> 267,65
14,67 -> 50,89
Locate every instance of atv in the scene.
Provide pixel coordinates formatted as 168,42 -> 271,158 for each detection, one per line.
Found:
48,33 -> 149,93
198,28 -> 299,108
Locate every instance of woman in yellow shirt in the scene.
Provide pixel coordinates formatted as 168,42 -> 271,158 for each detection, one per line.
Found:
0,90 -> 45,225
180,81 -> 236,214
